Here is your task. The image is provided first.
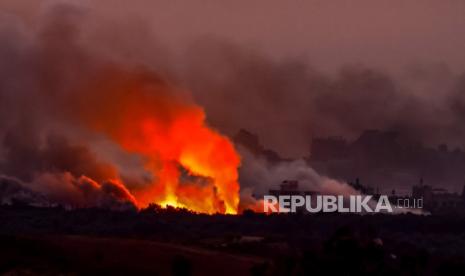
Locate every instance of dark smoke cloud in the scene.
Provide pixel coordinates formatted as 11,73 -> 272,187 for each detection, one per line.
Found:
0,2 -> 156,209
182,40 -> 465,158
1,1 -> 465,206
1,132 -> 117,183
0,175 -> 47,206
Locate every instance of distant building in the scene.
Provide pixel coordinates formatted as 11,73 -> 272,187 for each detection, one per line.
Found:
348,178 -> 375,195
412,178 -> 465,213
412,179 -> 433,202
348,177 -> 465,214
309,129 -> 465,199
269,180 -> 317,197
234,129 -> 285,164
268,178 -> 465,215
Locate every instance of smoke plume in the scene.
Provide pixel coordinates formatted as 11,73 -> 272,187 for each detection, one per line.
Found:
3,1 -> 464,210
183,40 -> 465,158
0,3 -> 240,213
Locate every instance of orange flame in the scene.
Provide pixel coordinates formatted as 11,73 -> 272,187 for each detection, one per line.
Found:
80,70 -> 240,214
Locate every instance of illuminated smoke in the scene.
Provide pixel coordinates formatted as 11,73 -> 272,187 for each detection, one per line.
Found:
0,3 -> 240,214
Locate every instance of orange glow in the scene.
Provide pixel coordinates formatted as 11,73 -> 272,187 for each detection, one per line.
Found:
81,70 -> 241,214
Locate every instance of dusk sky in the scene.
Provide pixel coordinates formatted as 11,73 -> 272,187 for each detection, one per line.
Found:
3,1 -> 465,156
3,0 -> 465,73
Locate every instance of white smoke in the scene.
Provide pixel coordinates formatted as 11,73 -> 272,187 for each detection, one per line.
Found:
238,145 -> 358,198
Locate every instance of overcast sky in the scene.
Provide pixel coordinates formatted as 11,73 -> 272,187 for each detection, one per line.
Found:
2,0 -> 465,73
3,0 -> 465,158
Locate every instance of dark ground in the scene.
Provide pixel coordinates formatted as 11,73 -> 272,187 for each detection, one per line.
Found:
2,204 -> 465,275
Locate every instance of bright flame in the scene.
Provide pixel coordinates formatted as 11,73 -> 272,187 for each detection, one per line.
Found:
82,70 -> 241,214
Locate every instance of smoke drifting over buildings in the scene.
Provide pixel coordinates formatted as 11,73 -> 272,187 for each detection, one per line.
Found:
184,41 -> 465,158
309,129 -> 465,193
1,1 -> 465,209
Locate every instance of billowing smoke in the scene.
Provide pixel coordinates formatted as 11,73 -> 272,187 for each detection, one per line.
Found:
32,173 -> 137,210
0,175 -> 47,206
183,40 -> 465,158
237,146 -> 358,201
0,3 -> 241,213
0,3 -> 149,210
2,1 -> 462,211
235,130 -> 361,212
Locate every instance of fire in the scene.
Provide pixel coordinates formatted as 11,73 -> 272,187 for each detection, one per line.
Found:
79,69 -> 241,214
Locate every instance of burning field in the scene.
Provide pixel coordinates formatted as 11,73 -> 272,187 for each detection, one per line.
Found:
0,4 -> 243,214
72,69 -> 241,214
4,1 -> 465,275
0,2 -> 361,215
